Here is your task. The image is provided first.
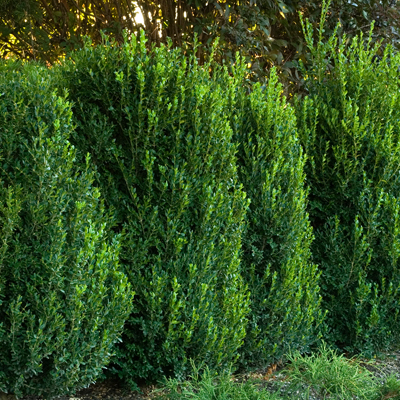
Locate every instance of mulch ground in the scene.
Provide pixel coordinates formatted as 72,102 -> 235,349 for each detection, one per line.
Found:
18,380 -> 159,400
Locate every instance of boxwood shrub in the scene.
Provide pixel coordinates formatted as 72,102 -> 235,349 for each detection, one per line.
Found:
60,33 -> 250,386
0,61 -> 133,398
296,7 -> 400,354
222,62 -> 323,366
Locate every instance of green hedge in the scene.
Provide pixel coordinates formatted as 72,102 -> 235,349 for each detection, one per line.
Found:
224,62 -> 323,366
0,61 -> 133,398
60,33 -> 250,386
296,8 -> 400,354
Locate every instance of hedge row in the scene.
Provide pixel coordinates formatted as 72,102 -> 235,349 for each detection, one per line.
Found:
1,20 -> 400,397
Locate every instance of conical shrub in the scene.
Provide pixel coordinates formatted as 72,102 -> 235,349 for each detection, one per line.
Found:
296,3 -> 400,354
0,61 -> 133,398
223,62 -> 323,366
60,33 -> 250,386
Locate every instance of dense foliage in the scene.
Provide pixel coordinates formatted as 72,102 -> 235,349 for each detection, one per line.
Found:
4,3 -> 400,393
296,4 -> 400,354
0,61 -> 133,398
224,63 -> 323,366
59,33 -> 251,387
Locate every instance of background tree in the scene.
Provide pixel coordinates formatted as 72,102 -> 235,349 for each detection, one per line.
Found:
1,0 -> 399,87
